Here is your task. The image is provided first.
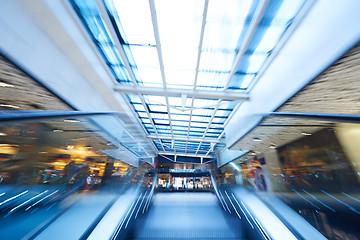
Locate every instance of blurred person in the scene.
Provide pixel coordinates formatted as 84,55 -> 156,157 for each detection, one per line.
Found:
254,166 -> 266,191
247,158 -> 259,189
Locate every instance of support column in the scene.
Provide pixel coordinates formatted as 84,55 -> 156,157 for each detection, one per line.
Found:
263,150 -> 287,192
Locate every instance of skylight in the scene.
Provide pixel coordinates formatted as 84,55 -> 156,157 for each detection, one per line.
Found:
70,0 -> 306,161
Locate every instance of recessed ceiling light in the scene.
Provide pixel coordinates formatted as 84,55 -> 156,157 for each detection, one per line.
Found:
64,119 -> 80,123
301,132 -> 312,136
0,104 -> 19,109
253,137 -> 262,142
0,143 -> 12,147
0,82 -> 14,88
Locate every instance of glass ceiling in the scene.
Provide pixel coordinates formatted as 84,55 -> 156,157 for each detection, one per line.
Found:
70,0 -> 306,161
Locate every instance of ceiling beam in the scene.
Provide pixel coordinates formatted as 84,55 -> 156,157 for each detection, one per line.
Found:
95,0 -> 166,152
113,85 -> 249,101
159,152 -> 214,159
148,135 -> 222,143
148,0 -> 176,154
186,0 -> 209,154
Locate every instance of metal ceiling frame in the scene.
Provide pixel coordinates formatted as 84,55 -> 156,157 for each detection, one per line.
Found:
148,135 -> 221,143
158,152 -> 214,159
149,0 -> 176,155
149,0 -> 213,157
61,0 -> 160,158
195,0 -> 269,155
93,0 -> 273,161
113,85 -> 249,101
95,0 -> 167,152
185,0 -> 209,155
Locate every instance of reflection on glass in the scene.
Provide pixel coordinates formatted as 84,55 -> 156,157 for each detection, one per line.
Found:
0,114 -> 155,239
217,116 -> 360,239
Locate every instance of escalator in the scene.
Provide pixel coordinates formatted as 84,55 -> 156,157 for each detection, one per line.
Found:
130,192 -> 244,240
116,169 -> 323,240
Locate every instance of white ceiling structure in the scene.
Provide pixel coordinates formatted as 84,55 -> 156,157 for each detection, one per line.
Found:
1,0 -> 359,164
68,0 -> 308,162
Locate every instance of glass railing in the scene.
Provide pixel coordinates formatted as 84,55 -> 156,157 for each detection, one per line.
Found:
217,113 -> 360,240
0,111 -> 155,239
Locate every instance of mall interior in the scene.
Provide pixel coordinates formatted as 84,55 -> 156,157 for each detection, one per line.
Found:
0,0 -> 360,239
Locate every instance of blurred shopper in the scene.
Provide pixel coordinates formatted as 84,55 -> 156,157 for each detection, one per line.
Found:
255,166 -> 266,191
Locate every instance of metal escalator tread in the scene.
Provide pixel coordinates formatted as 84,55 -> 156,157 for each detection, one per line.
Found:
132,192 -> 244,239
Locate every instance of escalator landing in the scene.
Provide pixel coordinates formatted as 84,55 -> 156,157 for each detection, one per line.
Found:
131,192 -> 244,240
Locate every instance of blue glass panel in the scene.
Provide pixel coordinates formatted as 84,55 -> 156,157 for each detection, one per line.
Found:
144,95 -> 167,105
155,0 -> 204,71
212,118 -> 226,124
109,0 -> 155,45
151,113 -> 168,119
112,65 -> 129,81
99,44 -> 120,65
73,0 -> 98,10
171,114 -> 191,121
165,69 -> 195,89
154,119 -> 169,125
205,133 -> 220,138
148,105 -> 167,112
133,104 -> 145,112
137,112 -> 148,118
188,133 -> 204,138
196,71 -> 228,90
228,73 -> 255,90
191,116 -> 211,123
171,126 -> 189,130
84,16 -> 110,43
141,118 -> 151,124
186,150 -> 197,154
127,94 -> 141,104
171,121 -> 190,127
236,53 -> 268,74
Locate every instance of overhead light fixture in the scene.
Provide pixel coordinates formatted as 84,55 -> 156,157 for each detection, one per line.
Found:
0,133 -> 7,136
53,129 -> 63,133
0,82 -> 14,88
210,142 -> 215,152
66,145 -> 74,150
253,137 -> 262,142
64,119 -> 80,123
0,104 -> 19,109
269,144 -> 276,149
73,137 -> 87,141
0,143 -> 14,147
301,132 -> 312,136
181,93 -> 187,112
